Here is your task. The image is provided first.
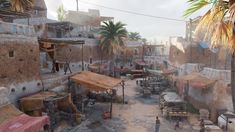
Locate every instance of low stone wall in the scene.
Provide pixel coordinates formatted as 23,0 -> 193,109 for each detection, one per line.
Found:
201,68 -> 230,83
177,63 -> 201,76
0,21 -> 35,36
7,80 -> 43,105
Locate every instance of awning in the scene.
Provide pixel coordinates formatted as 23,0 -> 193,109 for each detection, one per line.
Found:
146,69 -> 163,75
0,104 -> 49,132
198,41 -> 219,53
20,92 -> 79,115
71,71 -> 122,92
199,42 -> 209,49
161,92 -> 184,103
20,92 -> 57,112
162,69 -> 177,75
178,73 -> 216,89
134,60 -> 149,66
114,67 -> 130,72
88,64 -> 108,71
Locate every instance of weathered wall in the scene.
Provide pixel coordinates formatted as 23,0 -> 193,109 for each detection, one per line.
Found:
169,45 -> 230,70
55,44 -> 102,63
0,27 -> 42,105
169,45 -> 187,66
187,81 -> 233,121
0,34 -> 40,85
65,10 -> 102,27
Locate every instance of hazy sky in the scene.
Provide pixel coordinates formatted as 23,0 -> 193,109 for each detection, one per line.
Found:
45,0 -> 208,41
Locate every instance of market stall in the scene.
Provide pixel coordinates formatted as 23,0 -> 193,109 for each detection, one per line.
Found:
160,92 -> 188,118
20,91 -> 80,131
0,104 -> 49,132
70,71 -> 124,118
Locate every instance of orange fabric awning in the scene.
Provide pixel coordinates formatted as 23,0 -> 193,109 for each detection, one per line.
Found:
71,71 -> 122,92
162,69 -> 177,75
177,73 -> 216,89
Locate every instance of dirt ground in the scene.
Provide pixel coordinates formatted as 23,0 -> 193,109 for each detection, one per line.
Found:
60,79 -> 193,132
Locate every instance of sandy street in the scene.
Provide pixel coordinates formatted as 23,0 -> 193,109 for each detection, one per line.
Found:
61,79 -> 192,132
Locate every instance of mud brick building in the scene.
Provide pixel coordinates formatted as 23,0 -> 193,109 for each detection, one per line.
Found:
0,21 -> 42,104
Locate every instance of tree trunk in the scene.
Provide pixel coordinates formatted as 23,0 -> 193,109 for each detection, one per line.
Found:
231,23 -> 235,112
231,52 -> 235,112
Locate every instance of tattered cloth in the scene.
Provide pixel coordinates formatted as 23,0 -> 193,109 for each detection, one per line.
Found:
177,73 -> 216,89
20,92 -> 57,112
88,64 -> 108,71
134,60 -> 150,66
20,92 -> 79,116
71,71 -> 122,92
0,104 -> 49,132
162,69 -> 177,76
114,67 -> 130,72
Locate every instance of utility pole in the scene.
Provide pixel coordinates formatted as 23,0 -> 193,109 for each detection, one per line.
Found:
76,0 -> 79,11
189,18 -> 193,63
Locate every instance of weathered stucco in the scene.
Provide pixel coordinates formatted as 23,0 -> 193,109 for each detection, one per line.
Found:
0,34 -> 40,85
169,45 -> 230,70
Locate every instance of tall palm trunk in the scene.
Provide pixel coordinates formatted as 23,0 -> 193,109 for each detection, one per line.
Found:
232,25 -> 235,112
232,52 -> 235,112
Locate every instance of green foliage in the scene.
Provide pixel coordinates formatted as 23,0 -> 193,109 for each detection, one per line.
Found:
57,4 -> 66,21
141,38 -> 148,44
184,0 -> 210,17
129,32 -> 141,41
99,21 -> 128,56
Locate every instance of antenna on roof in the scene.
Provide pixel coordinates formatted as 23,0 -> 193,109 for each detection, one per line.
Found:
76,0 -> 79,11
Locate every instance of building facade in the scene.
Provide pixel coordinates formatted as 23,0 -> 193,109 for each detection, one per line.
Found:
0,21 -> 42,104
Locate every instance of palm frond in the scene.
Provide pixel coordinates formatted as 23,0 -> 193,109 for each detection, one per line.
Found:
11,0 -> 34,12
229,3 -> 235,23
184,0 -> 210,17
99,21 -> 128,55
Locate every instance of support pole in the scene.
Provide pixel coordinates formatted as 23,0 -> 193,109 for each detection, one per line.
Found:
110,92 -> 113,118
226,117 -> 228,131
82,43 -> 84,71
76,0 -> 79,11
189,18 -> 193,63
122,80 -> 125,104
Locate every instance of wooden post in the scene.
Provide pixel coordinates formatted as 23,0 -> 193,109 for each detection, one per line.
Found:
226,117 -> 228,131
110,92 -> 113,118
189,18 -> 193,63
82,43 -> 84,71
122,80 -> 125,104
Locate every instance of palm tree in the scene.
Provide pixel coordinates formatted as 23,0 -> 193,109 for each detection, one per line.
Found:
99,21 -> 128,75
10,0 -> 34,12
129,32 -> 141,41
99,21 -> 128,56
184,0 -> 235,111
0,0 -> 34,12
57,4 -> 66,21
141,38 -> 148,44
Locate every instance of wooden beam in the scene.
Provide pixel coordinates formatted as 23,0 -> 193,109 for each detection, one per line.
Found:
122,80 -> 125,104
38,38 -> 85,45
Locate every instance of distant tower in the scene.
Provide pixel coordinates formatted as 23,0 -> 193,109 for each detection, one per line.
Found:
76,0 -> 79,11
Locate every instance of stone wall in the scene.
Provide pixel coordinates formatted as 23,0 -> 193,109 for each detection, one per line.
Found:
55,44 -> 103,63
169,44 -> 230,70
0,34 -> 40,85
0,22 -> 42,105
